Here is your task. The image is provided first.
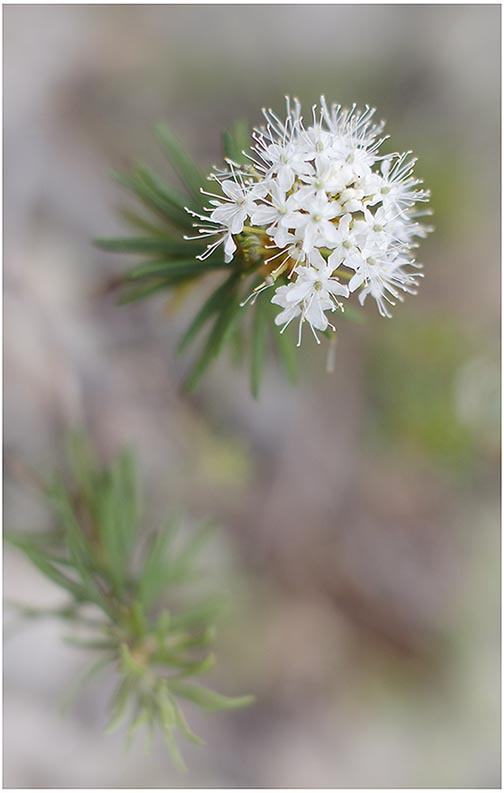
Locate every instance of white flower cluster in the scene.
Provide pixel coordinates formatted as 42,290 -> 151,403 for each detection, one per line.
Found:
186,97 -> 431,345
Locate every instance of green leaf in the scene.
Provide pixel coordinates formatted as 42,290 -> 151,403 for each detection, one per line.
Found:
129,601 -> 147,642
7,535 -> 87,600
126,704 -> 150,748
170,625 -> 217,653
156,124 -> 206,205
177,272 -> 241,354
120,265 -> 226,304
92,451 -> 139,593
158,682 -> 187,772
222,120 -> 250,165
156,609 -> 171,644
164,729 -> 187,774
169,596 -> 224,631
136,166 -> 192,211
270,303 -> 298,383
106,678 -> 134,734
119,277 -> 176,304
115,452 -> 141,556
137,519 -> 178,611
45,479 -> 108,607
158,682 -> 176,728
113,169 -> 191,230
118,207 -> 168,237
63,636 -> 116,651
184,283 -> 243,392
127,259 -> 227,281
94,236 -> 202,258
164,522 -> 214,586
172,700 -> 206,746
120,643 -> 145,677
250,289 -> 270,399
171,652 -> 216,679
169,681 -> 255,712
67,431 -> 98,504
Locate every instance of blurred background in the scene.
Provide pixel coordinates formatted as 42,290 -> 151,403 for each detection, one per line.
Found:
3,4 -> 500,788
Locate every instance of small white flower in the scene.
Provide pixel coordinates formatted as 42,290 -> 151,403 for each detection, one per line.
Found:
352,206 -> 397,251
357,168 -> 386,205
356,257 -> 421,318
187,96 -> 431,338
272,260 -> 349,345
301,124 -> 334,163
292,195 -> 340,253
378,154 -> 430,214
260,141 -> 314,192
298,155 -> 353,199
327,214 -> 358,268
209,179 -> 257,236
250,184 -> 298,244
223,232 -> 237,264
339,186 -> 365,213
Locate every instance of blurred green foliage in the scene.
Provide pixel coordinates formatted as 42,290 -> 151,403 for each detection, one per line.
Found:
6,434 -> 254,770
365,317 -> 495,470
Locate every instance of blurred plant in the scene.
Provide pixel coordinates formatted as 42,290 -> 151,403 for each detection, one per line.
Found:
366,318 -> 498,470
96,98 -> 432,396
6,435 -> 254,770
